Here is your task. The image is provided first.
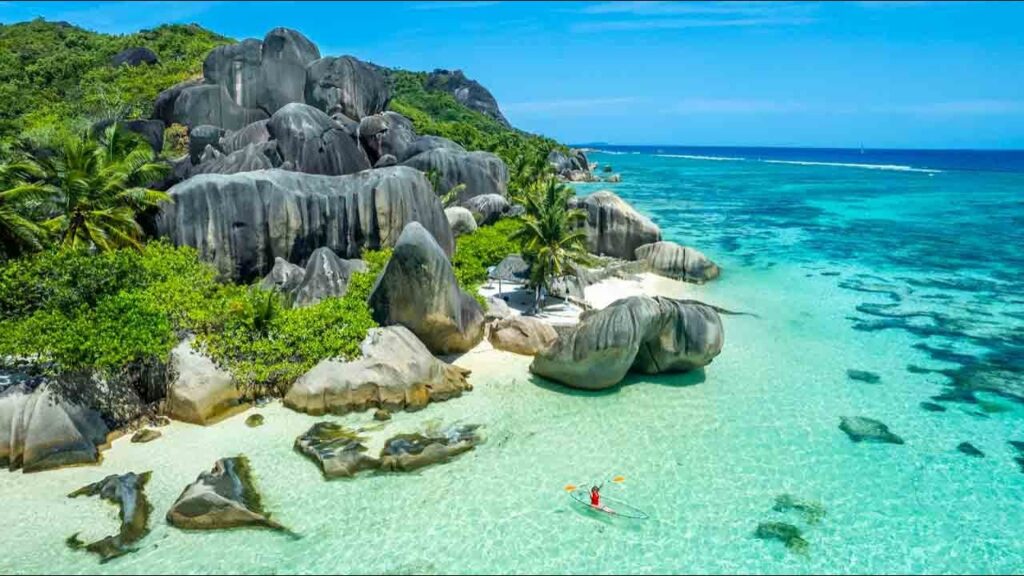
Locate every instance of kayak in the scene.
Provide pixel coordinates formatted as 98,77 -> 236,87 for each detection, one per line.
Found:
568,489 -> 650,520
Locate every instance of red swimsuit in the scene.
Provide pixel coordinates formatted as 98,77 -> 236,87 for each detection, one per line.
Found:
590,489 -> 600,506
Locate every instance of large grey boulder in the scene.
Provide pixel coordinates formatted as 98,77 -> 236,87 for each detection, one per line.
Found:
403,135 -> 466,160
166,456 -> 287,531
488,316 -> 558,356
171,84 -> 266,131
461,193 -> 511,225
305,55 -> 390,120
357,111 -> 416,165
548,148 -> 593,180
0,380 -> 110,472
153,77 -> 204,126
284,325 -> 472,415
569,191 -> 661,259
261,257 -> 306,293
188,125 -> 225,164
111,47 -> 158,67
368,223 -> 485,354
294,422 -> 378,478
220,119 -> 272,154
188,142 -> 280,176
635,241 -> 720,283
530,296 -> 724,390
292,247 -> 367,307
445,206 -> 477,237
158,167 -> 452,281
67,471 -> 152,562
165,339 -> 241,425
425,69 -> 509,127
267,103 -> 370,175
379,424 -> 484,472
403,148 -> 508,202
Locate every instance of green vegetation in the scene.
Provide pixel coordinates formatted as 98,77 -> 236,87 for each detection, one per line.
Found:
452,218 -> 523,297
511,177 -> 592,309
0,19 -> 230,145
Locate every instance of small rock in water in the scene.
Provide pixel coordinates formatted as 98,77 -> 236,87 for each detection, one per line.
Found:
906,364 -> 931,375
772,493 -> 825,524
919,401 -> 947,413
67,472 -> 153,562
754,521 -> 808,554
295,422 -> 378,479
166,456 -> 287,532
839,416 -> 904,445
846,369 -> 881,384
1010,441 -> 1024,473
245,413 -> 265,427
374,409 -> 392,421
379,424 -> 483,472
131,429 -> 162,443
957,442 -> 985,458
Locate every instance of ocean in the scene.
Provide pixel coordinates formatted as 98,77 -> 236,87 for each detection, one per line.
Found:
1,146 -> 1023,574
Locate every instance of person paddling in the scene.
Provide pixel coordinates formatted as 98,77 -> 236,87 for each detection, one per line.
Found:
590,485 -> 602,507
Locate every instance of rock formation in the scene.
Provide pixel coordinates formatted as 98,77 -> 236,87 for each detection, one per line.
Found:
266,103 -> 370,175
403,148 -> 508,202
165,339 -> 242,425
461,193 -> 510,225
379,424 -> 483,472
570,191 -> 661,260
838,416 -> 904,444
367,222 -> 485,354
445,206 -> 478,237
291,247 -> 367,308
488,316 -> 558,356
305,55 -> 390,120
111,47 -> 159,67
166,456 -> 286,531
425,69 -> 509,126
635,241 -> 720,283
67,472 -> 152,562
294,422 -> 378,479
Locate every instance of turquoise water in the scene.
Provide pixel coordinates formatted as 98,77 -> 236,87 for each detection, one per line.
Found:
2,151 -> 1024,574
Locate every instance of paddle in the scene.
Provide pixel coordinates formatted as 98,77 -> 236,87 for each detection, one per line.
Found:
564,475 -> 626,492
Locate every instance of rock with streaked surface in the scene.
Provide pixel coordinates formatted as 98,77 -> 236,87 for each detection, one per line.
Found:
291,247 -> 367,307
165,339 -> 241,425
379,424 -> 483,472
67,471 -> 153,562
445,206 -> 478,237
569,190 -> 661,260
260,257 -> 306,294
294,422 -> 379,479
403,148 -> 508,203
488,316 -> 558,356
305,55 -> 390,120
267,103 -> 370,175
166,456 -> 287,531
461,193 -> 510,225
635,241 -> 720,283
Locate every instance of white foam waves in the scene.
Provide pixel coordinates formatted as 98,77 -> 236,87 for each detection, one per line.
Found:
638,152 -> 944,173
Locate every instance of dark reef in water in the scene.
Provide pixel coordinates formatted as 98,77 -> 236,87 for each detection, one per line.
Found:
957,442 -> 985,458
847,369 -> 881,384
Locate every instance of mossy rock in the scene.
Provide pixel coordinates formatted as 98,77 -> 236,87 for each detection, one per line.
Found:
131,429 -> 162,443
245,413 -> 265,428
755,521 -> 808,554
772,493 -> 825,524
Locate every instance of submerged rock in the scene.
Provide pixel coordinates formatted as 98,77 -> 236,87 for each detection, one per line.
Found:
368,222 -> 485,354
846,369 -> 881,384
754,521 -> 808,554
1010,441 -> 1024,473
530,296 -> 724,390
838,416 -> 904,445
166,339 -> 242,425
919,401 -> 947,413
772,493 -> 826,524
166,456 -> 286,531
488,316 -> 558,356
67,472 -> 152,562
294,422 -> 378,479
245,414 -> 265,428
569,191 -> 661,260
379,424 -> 483,472
634,241 -> 719,284
284,326 -> 471,416
130,429 -> 162,444
957,441 -> 984,458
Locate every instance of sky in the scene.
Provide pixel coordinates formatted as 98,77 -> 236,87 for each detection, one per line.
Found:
2,1 -> 1023,149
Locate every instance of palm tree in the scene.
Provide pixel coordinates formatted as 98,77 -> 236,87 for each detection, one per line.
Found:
507,151 -> 553,206
0,160 -> 49,259
28,124 -> 170,252
511,176 -> 592,312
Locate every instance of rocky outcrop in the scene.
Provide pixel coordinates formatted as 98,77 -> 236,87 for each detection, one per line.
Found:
153,78 -> 204,126
425,69 -> 509,127
461,193 -> 510,225
266,103 -> 370,175
357,112 -> 416,165
171,83 -> 265,132
445,206 -> 478,237
67,472 -> 152,562
838,416 -> 904,445
284,325 -> 471,416
220,120 -> 272,153
569,191 -> 661,259
755,522 -> 808,554
261,257 -> 306,294
291,247 -> 367,307
165,339 -> 241,425
166,456 -> 286,531
131,429 -> 162,443
530,296 -> 724,390
158,167 -> 452,281
379,424 -> 483,472
549,148 -> 594,181
294,422 -> 378,479
403,148 -> 508,203
635,241 -> 720,283
111,47 -> 158,67
188,125 -> 225,163
368,222 -> 485,354
188,142 -> 279,176
484,296 -> 513,321
403,135 -> 466,160
305,56 -> 390,120
0,380 -> 110,472
488,316 -> 558,356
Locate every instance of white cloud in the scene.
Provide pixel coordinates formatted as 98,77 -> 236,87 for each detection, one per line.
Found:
572,17 -> 815,33
871,100 -> 1024,115
503,97 -> 639,115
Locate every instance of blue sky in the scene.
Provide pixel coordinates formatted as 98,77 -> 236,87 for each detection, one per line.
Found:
3,1 -> 1023,149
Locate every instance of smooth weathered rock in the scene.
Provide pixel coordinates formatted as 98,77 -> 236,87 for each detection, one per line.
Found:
291,247 -> 367,307
357,112 -> 416,165
188,141 -> 280,176
379,424 -> 483,472
445,206 -> 478,237
130,429 -> 162,443
374,409 -> 391,421
245,413 -> 265,428
111,47 -> 158,67
166,456 -> 286,531
402,135 -> 466,161
635,241 -> 720,284
188,125 -> 225,163
569,191 -> 661,260
403,148 -> 508,203
530,296 -> 724,390
838,416 -> 904,445
484,296 -> 513,321
158,167 -> 452,281
461,193 -> 510,225
165,340 -> 241,425
267,103 -> 370,175
549,148 -> 592,180
220,120 -> 272,153
284,326 -> 471,415
491,254 -> 530,284
374,154 -> 397,168
152,77 -> 204,126
261,257 -> 306,294
368,222 -> 485,354
172,84 -> 266,131
488,316 -> 558,356
67,472 -> 152,562
0,381 -> 110,472
425,69 -> 509,126
305,55 -> 390,120
294,422 -> 378,479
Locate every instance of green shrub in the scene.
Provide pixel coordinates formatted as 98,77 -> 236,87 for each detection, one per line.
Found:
452,218 -> 523,298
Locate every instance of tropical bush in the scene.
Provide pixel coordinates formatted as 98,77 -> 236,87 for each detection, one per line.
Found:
452,218 -> 523,293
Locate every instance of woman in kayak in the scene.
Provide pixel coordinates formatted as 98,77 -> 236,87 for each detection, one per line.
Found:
590,485 -> 601,507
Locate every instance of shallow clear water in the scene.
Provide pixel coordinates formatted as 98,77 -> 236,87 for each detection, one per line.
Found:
2,151 -> 1024,574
